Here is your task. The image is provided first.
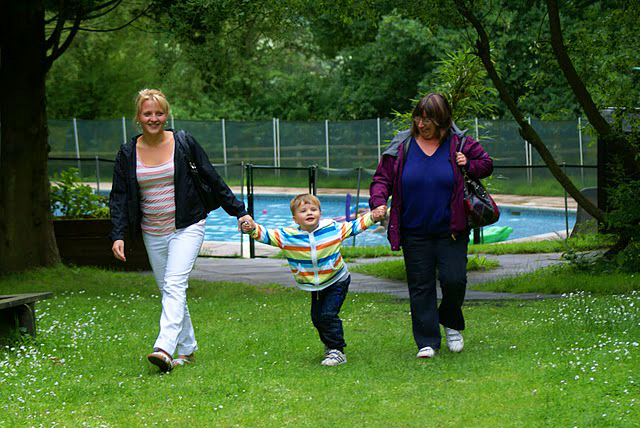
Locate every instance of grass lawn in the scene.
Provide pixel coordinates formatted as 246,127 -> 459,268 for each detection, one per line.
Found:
0,266 -> 637,427
469,233 -> 616,255
350,255 -> 499,282
472,266 -> 640,295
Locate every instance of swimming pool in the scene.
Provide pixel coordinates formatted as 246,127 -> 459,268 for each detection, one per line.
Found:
204,194 -> 576,246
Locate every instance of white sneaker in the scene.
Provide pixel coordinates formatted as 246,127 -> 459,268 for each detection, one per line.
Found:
321,349 -> 347,366
416,346 -> 435,358
444,327 -> 464,353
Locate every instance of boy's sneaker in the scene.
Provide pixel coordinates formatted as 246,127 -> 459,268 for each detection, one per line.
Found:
444,327 -> 464,353
321,349 -> 346,366
416,346 -> 436,358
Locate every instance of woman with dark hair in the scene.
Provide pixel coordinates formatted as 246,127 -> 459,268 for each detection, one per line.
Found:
369,93 -> 493,358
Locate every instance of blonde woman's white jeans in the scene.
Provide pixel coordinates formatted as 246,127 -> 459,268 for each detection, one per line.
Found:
143,222 -> 205,356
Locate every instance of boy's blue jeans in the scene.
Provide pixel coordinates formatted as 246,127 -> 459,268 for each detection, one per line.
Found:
310,274 -> 350,352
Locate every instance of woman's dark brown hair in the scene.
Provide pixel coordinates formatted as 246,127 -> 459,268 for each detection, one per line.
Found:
411,93 -> 452,140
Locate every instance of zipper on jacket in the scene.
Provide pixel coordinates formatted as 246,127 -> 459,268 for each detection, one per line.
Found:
308,231 -> 319,286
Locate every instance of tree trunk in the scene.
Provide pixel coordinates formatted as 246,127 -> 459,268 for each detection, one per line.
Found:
0,0 -> 60,274
454,0 -> 605,223
546,0 -> 640,215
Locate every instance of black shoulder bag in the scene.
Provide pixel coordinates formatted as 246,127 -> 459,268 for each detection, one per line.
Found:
458,137 -> 500,228
175,131 -> 218,213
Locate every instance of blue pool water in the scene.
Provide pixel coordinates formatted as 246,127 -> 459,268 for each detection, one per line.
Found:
204,194 -> 576,246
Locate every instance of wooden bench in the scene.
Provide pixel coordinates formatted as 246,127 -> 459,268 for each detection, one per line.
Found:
0,292 -> 53,344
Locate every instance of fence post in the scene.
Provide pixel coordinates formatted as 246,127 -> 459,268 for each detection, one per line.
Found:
309,165 -> 317,196
276,118 -> 281,167
272,118 -> 277,167
475,117 -> 479,140
95,156 -> 101,194
221,118 -> 228,179
526,117 -> 533,185
377,118 -> 381,162
240,161 -> 245,258
563,162 -> 569,239
473,228 -> 481,245
325,119 -> 330,168
171,114 -> 175,130
578,117 -> 584,185
73,118 -> 81,173
352,167 -> 363,246
246,164 -> 255,259
121,117 -> 127,145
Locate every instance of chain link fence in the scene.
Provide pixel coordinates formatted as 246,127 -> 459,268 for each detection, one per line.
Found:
47,117 -> 598,195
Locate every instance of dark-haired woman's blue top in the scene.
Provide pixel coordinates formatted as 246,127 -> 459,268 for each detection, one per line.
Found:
401,136 -> 454,235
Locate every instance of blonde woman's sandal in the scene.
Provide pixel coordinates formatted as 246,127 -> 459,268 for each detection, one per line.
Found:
172,353 -> 195,368
147,349 -> 173,372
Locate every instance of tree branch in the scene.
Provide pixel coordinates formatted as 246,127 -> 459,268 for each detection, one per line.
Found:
75,1 -> 152,32
45,8 -> 67,51
546,0 -> 611,137
44,1 -> 151,71
79,0 -> 123,21
45,15 -> 81,72
453,0 -> 605,222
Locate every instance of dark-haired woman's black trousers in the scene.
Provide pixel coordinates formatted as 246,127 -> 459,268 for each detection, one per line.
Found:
401,233 -> 468,350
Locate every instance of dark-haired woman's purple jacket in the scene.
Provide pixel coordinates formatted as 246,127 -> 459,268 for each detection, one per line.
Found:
369,126 -> 493,251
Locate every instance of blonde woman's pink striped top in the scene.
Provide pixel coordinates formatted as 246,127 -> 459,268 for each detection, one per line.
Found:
136,148 -> 176,236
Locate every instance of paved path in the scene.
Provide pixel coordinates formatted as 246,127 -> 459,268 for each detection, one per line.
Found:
191,252 -> 565,300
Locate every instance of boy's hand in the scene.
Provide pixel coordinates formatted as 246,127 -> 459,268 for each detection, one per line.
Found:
371,205 -> 387,222
240,218 -> 256,233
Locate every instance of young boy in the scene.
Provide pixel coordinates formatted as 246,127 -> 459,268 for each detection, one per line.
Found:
241,194 -> 387,366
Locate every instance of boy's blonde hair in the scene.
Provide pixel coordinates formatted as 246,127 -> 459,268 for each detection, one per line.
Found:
134,88 -> 170,123
290,194 -> 321,215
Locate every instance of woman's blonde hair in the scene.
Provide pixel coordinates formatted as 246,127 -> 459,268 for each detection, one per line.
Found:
290,194 -> 321,215
134,88 -> 170,123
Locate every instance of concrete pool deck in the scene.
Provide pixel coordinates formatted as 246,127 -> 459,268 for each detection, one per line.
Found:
89,182 -> 578,210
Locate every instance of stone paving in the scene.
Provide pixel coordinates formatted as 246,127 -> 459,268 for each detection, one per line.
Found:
191,252 -> 565,300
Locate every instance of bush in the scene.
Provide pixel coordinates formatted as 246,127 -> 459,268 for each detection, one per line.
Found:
50,168 -> 109,219
604,178 -> 640,272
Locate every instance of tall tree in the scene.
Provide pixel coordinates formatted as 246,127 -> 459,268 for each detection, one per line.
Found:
0,0 -> 148,273
448,0 -> 640,255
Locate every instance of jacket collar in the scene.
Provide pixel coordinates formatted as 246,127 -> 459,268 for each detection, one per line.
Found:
292,218 -> 334,234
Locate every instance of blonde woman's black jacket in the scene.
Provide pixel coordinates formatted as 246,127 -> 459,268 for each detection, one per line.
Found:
109,130 -> 248,242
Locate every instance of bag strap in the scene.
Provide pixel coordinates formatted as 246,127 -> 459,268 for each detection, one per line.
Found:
175,130 -> 192,163
456,135 -> 470,179
457,135 -> 467,154
175,130 -> 200,176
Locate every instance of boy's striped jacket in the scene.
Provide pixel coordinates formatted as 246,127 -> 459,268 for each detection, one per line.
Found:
250,212 -> 376,291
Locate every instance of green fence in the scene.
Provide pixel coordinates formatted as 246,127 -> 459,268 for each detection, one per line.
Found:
47,117 -> 598,194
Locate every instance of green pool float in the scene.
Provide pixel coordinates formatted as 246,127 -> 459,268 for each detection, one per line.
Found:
470,226 -> 513,244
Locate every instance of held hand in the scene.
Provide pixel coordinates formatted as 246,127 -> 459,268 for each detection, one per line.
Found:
238,215 -> 255,232
455,152 -> 467,166
241,220 -> 255,234
371,205 -> 387,222
112,240 -> 126,262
